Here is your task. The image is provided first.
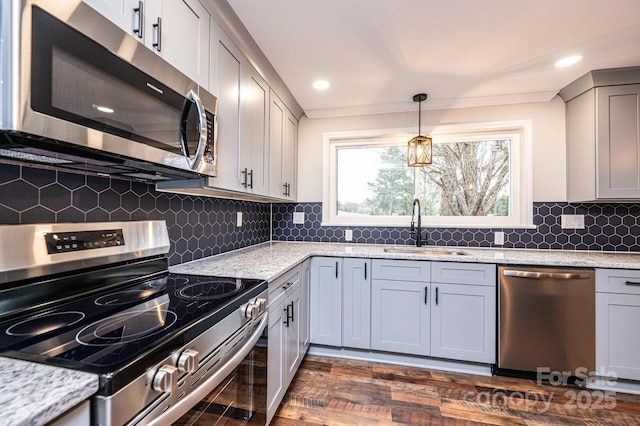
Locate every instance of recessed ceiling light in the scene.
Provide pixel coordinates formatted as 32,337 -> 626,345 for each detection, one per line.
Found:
312,80 -> 330,90
555,55 -> 583,68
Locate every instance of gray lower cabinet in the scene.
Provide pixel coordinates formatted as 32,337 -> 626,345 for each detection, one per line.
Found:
311,258 -> 497,364
267,265 -> 306,424
596,269 -> 640,381
343,258 -> 371,349
310,257 -> 342,346
371,278 -> 431,355
371,259 -> 431,356
430,262 -> 496,363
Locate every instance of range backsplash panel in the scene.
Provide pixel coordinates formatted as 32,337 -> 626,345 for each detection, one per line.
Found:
0,164 -> 271,265
273,202 -> 640,252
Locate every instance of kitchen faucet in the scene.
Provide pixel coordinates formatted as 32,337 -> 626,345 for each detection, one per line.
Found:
410,198 -> 428,247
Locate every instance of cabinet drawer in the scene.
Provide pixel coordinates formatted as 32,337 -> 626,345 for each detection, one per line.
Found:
596,269 -> 640,295
431,262 -> 496,286
372,259 -> 430,281
269,265 -> 301,305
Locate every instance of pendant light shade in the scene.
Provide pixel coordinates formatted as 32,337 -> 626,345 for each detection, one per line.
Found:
407,93 -> 432,167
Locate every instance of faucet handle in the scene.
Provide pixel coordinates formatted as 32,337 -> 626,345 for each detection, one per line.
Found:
409,221 -> 415,234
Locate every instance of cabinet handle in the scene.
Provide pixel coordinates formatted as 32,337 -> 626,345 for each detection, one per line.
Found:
436,287 -> 439,305
288,301 -> 295,322
424,287 -> 428,305
152,17 -> 162,51
282,282 -> 293,290
241,168 -> 248,187
625,281 -> 640,286
335,261 -> 339,278
248,169 -> 253,189
364,262 -> 367,280
283,183 -> 288,196
133,1 -> 144,38
283,307 -> 290,327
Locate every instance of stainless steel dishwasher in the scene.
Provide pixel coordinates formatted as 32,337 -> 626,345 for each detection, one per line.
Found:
498,266 -> 595,375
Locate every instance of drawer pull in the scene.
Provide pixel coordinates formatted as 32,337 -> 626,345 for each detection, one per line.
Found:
625,281 -> 640,286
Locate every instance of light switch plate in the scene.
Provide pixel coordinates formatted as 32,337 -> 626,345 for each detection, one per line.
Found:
293,212 -> 305,224
236,212 -> 242,227
561,214 -> 585,229
345,229 -> 353,241
494,231 -> 504,245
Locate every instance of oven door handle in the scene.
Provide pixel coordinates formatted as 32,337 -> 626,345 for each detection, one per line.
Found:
144,313 -> 267,426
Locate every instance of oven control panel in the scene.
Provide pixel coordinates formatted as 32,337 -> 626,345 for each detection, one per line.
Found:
44,229 -> 125,254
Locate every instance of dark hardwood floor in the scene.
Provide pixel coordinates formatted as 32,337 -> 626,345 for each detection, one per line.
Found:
271,355 -> 640,425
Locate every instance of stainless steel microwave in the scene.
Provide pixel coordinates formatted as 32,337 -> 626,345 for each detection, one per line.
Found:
0,0 -> 217,181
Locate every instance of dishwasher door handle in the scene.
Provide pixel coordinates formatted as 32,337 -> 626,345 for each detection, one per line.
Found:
502,270 -> 592,280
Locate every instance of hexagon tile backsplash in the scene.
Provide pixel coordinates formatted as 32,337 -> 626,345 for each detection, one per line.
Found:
272,202 -> 640,252
3,164 -> 640,265
0,164 -> 270,265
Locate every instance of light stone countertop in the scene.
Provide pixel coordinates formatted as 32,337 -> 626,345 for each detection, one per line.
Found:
0,357 -> 98,426
170,241 -> 640,281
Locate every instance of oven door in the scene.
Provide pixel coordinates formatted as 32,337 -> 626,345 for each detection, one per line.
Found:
136,314 -> 268,426
7,1 -> 217,177
176,330 -> 268,426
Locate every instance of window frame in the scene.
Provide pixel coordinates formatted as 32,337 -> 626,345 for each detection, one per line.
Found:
322,120 -> 533,228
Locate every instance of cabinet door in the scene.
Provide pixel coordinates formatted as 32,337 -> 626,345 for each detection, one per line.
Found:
283,108 -> 298,199
596,292 -> 640,380
83,0 -> 139,36
430,283 -> 496,363
269,92 -> 286,198
310,258 -> 342,346
596,84 -> 640,198
150,0 -> 210,88
301,259 -> 311,350
342,258 -> 371,349
267,294 -> 287,423
286,283 -> 303,380
208,36 -> 241,190
240,68 -> 269,195
371,279 -> 430,356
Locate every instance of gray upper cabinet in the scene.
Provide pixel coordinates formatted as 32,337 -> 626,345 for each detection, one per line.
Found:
208,30 -> 241,191
269,91 -> 298,200
561,67 -> 640,201
84,0 -> 210,88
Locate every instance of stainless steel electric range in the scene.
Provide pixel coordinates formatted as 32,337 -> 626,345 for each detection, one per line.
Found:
0,221 -> 268,426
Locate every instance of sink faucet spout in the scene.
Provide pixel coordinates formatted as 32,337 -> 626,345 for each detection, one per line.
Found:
410,198 -> 427,247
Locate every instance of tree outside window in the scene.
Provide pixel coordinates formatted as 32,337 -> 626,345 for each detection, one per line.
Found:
336,139 -> 510,219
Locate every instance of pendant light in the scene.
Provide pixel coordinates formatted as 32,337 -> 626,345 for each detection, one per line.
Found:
407,93 -> 432,167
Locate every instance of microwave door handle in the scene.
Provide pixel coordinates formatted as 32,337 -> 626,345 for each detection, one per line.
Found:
180,90 -> 207,171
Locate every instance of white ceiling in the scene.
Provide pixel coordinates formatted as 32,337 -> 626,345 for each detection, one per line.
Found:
226,0 -> 640,118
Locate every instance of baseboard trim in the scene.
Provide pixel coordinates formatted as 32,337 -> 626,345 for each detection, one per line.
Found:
307,345 -> 493,376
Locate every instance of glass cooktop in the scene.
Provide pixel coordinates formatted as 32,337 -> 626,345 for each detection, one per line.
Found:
0,274 -> 265,370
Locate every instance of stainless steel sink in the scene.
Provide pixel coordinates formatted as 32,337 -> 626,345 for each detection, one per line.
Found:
383,247 -> 468,255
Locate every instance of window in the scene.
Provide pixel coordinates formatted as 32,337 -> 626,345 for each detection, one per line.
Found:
323,121 -> 532,227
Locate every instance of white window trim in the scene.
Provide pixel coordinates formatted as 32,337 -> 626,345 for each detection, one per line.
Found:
322,120 -> 534,228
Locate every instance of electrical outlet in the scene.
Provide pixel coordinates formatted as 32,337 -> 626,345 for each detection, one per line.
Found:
236,212 -> 242,227
494,231 -> 505,245
293,212 -> 305,224
345,229 -> 353,241
561,214 -> 585,229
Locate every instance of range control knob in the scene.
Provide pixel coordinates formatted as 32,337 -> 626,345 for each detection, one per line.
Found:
242,302 -> 259,319
254,298 -> 267,313
152,365 -> 178,393
177,349 -> 199,373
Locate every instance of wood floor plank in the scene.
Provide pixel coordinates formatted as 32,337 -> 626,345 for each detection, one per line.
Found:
270,355 -> 640,426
